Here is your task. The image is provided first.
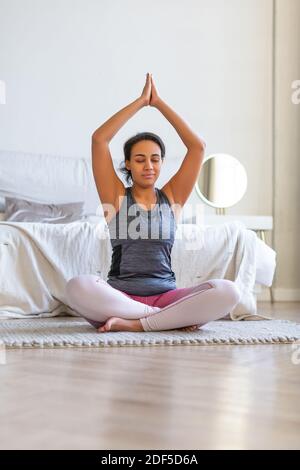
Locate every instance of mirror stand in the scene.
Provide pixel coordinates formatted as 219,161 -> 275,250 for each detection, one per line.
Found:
215,207 -> 226,215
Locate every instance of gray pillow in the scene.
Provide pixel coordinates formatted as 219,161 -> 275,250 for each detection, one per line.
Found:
4,197 -> 85,223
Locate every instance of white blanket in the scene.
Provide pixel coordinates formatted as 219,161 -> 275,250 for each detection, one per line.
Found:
0,220 -> 276,320
172,222 -> 275,320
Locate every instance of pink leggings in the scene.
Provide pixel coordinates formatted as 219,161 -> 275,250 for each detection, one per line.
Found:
65,275 -> 241,332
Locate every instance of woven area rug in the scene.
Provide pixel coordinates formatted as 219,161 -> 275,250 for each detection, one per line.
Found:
1,317 -> 300,348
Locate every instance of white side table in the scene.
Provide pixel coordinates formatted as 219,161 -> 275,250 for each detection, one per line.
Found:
200,215 -> 273,231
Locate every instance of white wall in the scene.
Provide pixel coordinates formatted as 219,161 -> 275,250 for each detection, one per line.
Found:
273,0 -> 300,299
0,0 -> 273,215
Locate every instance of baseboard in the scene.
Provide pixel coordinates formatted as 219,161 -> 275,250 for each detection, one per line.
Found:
271,288 -> 300,302
256,285 -> 300,302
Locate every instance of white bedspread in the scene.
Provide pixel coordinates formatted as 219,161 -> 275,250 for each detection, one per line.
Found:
172,222 -> 276,320
0,220 -> 276,320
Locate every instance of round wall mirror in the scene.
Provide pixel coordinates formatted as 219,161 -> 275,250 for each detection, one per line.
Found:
195,153 -> 247,211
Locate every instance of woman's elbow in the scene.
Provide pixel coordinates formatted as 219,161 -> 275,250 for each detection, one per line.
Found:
191,137 -> 206,150
92,131 -> 106,143
92,130 -> 99,140
197,138 -> 206,150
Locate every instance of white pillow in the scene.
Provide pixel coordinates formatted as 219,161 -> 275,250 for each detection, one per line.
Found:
0,149 -> 102,215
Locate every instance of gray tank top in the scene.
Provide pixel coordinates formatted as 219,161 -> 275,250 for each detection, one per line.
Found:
106,186 -> 177,295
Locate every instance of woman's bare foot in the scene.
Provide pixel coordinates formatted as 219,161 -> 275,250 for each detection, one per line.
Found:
98,316 -> 144,333
178,325 -> 200,332
97,318 -> 202,333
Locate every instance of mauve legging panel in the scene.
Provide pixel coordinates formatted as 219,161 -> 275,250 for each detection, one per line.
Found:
65,275 -> 241,332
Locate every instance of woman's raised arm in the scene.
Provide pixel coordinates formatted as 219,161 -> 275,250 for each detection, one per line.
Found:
91,73 -> 152,209
150,76 -> 206,208
92,73 -> 151,143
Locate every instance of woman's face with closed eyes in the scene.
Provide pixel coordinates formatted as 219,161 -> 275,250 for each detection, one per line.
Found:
126,140 -> 163,186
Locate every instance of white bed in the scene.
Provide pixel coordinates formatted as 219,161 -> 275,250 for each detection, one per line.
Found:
0,150 -> 277,320
0,210 -> 276,288
0,217 -> 276,321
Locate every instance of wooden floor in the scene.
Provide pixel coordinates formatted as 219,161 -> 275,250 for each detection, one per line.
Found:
0,301 -> 299,450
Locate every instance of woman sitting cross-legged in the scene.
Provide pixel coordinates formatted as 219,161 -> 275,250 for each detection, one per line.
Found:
65,73 -> 241,333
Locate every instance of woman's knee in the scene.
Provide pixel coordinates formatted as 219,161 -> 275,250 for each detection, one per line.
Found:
208,279 -> 241,307
65,274 -> 100,304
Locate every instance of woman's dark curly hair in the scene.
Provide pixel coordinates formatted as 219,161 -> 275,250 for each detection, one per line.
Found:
119,132 -> 166,185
